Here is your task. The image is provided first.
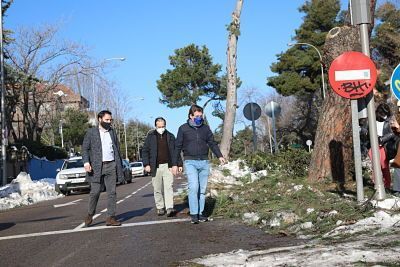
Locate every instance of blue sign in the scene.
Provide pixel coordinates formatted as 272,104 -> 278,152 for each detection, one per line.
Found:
391,63 -> 400,100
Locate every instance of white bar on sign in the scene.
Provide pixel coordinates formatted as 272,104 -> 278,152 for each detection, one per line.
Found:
335,69 -> 371,81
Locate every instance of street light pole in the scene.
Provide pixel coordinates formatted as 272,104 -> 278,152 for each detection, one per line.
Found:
0,9 -> 6,185
59,120 -> 64,148
123,122 -> 128,160
288,42 -> 326,99
136,121 -> 140,161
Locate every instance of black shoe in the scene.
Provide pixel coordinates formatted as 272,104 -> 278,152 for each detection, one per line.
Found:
190,215 -> 199,224
166,208 -> 176,217
157,208 -> 165,216
199,215 -> 208,222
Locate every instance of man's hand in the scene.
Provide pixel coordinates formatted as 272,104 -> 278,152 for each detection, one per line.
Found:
145,165 -> 151,173
171,166 -> 178,176
219,157 -> 226,165
84,163 -> 92,173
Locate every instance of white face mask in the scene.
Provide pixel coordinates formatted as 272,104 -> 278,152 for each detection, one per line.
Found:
156,127 -> 165,135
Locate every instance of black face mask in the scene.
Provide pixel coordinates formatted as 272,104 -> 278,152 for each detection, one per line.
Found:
100,121 -> 111,130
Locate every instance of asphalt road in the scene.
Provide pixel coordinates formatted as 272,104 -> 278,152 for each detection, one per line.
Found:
0,175 -> 301,266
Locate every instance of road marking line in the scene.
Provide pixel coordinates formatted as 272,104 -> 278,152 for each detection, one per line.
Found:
0,218 -> 190,241
116,200 -> 123,204
53,199 -> 82,208
74,181 -> 152,230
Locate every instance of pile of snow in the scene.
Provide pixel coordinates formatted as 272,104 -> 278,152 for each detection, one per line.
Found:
190,234 -> 400,266
0,172 -> 63,211
209,160 -> 267,186
325,210 -> 400,237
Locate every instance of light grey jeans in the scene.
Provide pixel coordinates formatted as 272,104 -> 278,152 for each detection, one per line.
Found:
152,163 -> 174,210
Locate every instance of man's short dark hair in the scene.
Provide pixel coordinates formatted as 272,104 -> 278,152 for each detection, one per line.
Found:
188,105 -> 203,119
154,117 -> 166,126
98,110 -> 112,119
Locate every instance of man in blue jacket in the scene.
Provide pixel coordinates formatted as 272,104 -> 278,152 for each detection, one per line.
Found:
173,105 -> 226,224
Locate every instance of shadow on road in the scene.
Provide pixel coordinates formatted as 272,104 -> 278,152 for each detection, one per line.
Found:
0,222 -> 15,231
18,216 -> 70,224
116,207 -> 153,222
141,193 -> 153,198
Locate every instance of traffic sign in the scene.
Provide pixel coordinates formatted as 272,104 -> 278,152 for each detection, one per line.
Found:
265,101 -> 281,118
243,103 -> 261,121
328,51 -> 377,99
390,63 -> 400,100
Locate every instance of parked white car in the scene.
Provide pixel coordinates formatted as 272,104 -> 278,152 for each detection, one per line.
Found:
55,156 -> 89,195
130,161 -> 145,177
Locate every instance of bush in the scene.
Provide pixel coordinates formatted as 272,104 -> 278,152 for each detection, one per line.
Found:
245,148 -> 311,178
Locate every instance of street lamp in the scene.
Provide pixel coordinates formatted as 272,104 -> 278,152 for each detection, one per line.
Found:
288,42 -> 326,99
92,57 -> 126,114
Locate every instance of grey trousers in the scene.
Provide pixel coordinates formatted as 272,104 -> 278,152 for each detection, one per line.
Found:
88,161 -> 117,217
152,163 -> 174,210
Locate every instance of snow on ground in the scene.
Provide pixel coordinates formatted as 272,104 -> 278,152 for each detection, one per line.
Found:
0,172 -> 63,211
191,232 -> 400,266
209,160 -> 267,186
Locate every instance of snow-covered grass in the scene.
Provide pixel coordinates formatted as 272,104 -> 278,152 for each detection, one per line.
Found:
0,172 -> 63,211
196,159 -> 400,266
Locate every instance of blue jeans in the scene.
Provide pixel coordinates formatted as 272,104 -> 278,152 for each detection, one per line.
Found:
184,160 -> 210,215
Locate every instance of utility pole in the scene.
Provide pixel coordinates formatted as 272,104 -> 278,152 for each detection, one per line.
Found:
0,8 -> 7,185
351,0 -> 385,200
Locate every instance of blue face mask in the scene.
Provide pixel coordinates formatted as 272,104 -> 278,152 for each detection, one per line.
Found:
194,117 -> 203,126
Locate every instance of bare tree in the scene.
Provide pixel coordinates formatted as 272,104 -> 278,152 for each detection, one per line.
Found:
6,24 -> 90,142
220,0 -> 243,159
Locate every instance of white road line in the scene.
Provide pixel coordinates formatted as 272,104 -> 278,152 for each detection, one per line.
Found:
0,218 -> 190,241
53,199 -> 82,208
74,181 -> 152,230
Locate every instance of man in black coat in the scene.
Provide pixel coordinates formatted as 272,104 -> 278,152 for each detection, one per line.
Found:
142,117 -> 182,216
82,110 -> 123,227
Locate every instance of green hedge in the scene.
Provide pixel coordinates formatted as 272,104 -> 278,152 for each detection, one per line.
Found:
245,148 -> 311,178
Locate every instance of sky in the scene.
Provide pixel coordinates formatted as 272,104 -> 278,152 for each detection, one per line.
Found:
5,0 -> 347,135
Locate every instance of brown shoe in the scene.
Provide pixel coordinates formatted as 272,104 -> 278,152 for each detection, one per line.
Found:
106,216 -> 121,226
84,214 -> 93,227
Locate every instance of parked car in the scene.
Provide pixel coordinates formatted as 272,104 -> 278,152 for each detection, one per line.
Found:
130,161 -> 145,177
121,159 -> 133,184
55,156 -> 89,195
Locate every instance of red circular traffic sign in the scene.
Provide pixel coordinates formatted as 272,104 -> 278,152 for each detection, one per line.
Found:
328,51 -> 377,99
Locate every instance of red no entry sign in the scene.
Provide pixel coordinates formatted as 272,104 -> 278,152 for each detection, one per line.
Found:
328,51 -> 377,99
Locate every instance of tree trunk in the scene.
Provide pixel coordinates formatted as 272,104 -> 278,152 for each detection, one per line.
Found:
308,26 -> 362,183
220,0 -> 243,159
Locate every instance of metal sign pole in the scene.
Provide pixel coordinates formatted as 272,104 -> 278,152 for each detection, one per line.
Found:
250,103 -> 257,152
271,102 -> 278,153
351,0 -> 385,200
351,100 -> 365,202
349,0 -> 365,202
